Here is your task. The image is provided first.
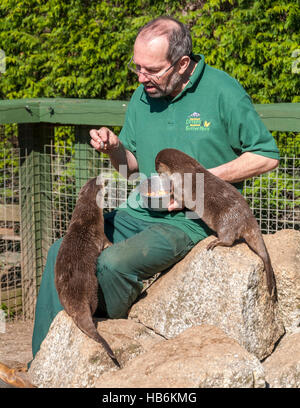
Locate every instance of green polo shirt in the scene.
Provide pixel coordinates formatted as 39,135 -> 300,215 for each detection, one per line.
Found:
118,54 -> 280,244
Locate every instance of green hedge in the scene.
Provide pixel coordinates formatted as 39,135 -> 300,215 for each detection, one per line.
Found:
0,0 -> 299,103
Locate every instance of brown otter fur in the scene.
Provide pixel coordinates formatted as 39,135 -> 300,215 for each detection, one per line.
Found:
54,177 -> 120,367
155,148 -> 277,300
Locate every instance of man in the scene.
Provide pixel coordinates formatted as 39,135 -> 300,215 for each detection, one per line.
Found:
88,15 -> 279,317
0,16 -> 279,387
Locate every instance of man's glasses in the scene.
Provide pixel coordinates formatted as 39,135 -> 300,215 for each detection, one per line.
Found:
127,56 -> 181,81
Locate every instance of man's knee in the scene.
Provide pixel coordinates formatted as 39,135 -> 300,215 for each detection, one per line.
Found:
96,242 -> 141,280
96,245 -> 143,319
96,246 -> 122,280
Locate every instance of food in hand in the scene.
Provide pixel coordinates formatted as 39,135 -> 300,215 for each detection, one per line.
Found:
146,190 -> 168,197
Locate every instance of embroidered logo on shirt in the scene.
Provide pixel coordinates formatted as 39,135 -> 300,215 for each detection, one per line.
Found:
186,112 -> 211,131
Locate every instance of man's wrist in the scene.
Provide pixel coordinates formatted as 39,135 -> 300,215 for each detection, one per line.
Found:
208,165 -> 227,180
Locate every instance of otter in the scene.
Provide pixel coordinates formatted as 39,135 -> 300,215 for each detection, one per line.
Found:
54,177 -> 120,367
155,148 -> 277,300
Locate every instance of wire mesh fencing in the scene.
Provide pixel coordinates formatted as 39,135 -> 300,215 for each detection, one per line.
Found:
244,156 -> 300,233
0,126 -> 299,321
0,146 -> 22,319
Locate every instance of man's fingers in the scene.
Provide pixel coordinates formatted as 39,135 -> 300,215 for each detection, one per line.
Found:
98,127 -> 110,143
89,128 -> 109,151
90,137 -> 102,151
168,198 -> 184,212
89,127 -> 119,151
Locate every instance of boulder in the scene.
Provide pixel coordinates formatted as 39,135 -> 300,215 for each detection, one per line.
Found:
28,311 -> 164,388
130,235 -> 285,360
28,230 -> 300,388
263,330 -> 300,388
96,325 -> 266,388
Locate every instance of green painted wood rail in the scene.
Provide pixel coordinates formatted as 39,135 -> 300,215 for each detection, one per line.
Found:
0,98 -> 299,130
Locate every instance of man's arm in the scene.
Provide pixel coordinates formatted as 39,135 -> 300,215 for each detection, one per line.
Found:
90,127 -> 139,178
208,152 -> 279,183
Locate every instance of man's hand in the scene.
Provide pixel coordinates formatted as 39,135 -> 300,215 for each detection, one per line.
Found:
168,198 -> 184,212
89,127 -> 139,178
90,127 -> 120,152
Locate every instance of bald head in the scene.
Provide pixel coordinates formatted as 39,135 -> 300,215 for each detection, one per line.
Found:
136,16 -> 192,63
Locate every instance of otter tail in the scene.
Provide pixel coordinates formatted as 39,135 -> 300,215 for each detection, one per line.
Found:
75,310 -> 120,368
243,228 -> 277,301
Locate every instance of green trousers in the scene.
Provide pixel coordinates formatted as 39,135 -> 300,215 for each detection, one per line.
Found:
31,209 -> 195,360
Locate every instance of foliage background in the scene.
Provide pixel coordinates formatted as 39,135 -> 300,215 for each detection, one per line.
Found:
0,0 -> 299,103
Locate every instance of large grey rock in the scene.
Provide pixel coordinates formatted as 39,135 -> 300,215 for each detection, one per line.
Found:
28,230 -> 299,388
96,325 -> 266,388
263,330 -> 300,388
129,235 -> 284,360
28,311 -> 164,388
